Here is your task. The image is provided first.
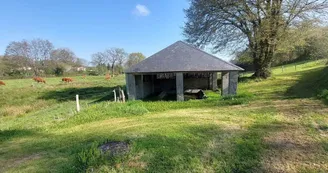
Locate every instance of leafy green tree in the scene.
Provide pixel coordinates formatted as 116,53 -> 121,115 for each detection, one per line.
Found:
301,27 -> 328,60
125,53 -> 146,68
184,0 -> 328,78
54,66 -> 64,76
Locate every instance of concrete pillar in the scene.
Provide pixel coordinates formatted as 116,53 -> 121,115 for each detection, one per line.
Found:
221,72 -> 229,96
151,75 -> 155,93
212,72 -> 218,91
140,75 -> 144,99
126,74 -> 136,100
229,71 -> 238,95
176,73 -> 184,101
125,74 -> 130,97
134,75 -> 144,99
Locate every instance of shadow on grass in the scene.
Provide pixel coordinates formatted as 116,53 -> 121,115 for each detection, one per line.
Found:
132,122 -> 286,172
0,129 -> 39,144
39,86 -> 125,102
1,119 -> 323,172
238,76 -> 255,83
285,66 -> 328,99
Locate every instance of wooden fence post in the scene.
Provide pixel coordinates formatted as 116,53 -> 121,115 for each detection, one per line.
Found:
118,87 -> 122,102
120,88 -> 125,103
113,90 -> 117,102
76,94 -> 80,112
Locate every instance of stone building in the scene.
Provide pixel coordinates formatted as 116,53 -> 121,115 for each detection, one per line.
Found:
125,41 -> 244,101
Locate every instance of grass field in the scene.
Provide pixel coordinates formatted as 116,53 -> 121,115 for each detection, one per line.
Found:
1,60 -> 328,172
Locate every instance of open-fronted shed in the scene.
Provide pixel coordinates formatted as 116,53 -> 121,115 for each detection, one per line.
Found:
125,41 -> 244,101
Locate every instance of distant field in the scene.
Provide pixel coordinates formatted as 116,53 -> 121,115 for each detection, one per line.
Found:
1,60 -> 328,172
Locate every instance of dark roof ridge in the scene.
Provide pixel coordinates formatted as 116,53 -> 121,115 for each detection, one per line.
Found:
125,40 -> 244,73
177,41 -> 244,71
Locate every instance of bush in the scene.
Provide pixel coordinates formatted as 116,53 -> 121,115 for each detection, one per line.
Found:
75,140 -> 130,172
54,67 -> 64,76
88,70 -> 100,76
76,142 -> 105,172
318,89 -> 328,101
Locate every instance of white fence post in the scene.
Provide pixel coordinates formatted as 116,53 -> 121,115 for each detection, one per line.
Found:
120,88 -> 125,103
113,90 -> 117,102
76,94 -> 80,112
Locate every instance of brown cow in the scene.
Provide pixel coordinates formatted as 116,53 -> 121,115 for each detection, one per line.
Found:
62,77 -> 73,83
33,77 -> 46,83
0,80 -> 5,86
105,73 -> 111,80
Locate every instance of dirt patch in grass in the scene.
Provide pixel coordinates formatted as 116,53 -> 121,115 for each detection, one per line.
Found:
99,141 -> 129,156
262,125 -> 328,172
0,105 -> 33,116
126,152 -> 147,170
272,99 -> 328,117
0,153 -> 43,172
0,100 -> 49,117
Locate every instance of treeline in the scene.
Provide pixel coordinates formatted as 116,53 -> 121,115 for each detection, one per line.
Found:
0,38 -> 87,78
90,49 -> 145,76
232,25 -> 328,71
0,38 -> 147,78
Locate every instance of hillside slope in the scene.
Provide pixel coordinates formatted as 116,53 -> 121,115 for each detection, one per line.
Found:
1,60 -> 328,172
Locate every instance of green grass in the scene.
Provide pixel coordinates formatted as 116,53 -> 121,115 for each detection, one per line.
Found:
1,60 -> 328,172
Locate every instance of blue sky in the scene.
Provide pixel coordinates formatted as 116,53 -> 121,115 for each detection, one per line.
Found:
0,0 -> 231,62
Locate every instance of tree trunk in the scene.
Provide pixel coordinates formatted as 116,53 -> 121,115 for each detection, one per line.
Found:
251,42 -> 275,79
111,63 -> 115,77
33,69 -> 38,76
252,58 -> 271,78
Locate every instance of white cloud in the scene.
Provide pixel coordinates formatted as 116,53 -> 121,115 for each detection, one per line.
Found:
133,4 -> 150,16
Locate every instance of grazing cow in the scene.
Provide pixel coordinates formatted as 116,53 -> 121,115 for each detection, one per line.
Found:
105,73 -> 111,80
82,75 -> 86,79
62,77 -> 73,83
0,80 -> 5,86
33,77 -> 46,83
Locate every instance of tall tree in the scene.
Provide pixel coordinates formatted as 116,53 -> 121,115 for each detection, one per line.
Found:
184,0 -> 328,78
107,48 -> 127,75
92,48 -> 127,75
91,52 -> 106,66
91,52 -> 107,75
4,40 -> 31,69
51,48 -> 78,65
30,39 -> 54,63
4,39 -> 54,75
126,52 -> 146,68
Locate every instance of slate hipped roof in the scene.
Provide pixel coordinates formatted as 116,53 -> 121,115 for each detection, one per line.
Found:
125,41 -> 244,73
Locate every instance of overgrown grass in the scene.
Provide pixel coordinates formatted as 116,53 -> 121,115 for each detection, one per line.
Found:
1,60 -> 328,172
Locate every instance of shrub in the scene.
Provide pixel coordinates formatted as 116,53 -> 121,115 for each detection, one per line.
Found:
88,70 -> 100,76
75,140 -> 130,172
54,67 -> 64,76
76,142 -> 105,172
318,89 -> 328,101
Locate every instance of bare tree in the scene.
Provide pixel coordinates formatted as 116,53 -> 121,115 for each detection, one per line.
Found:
105,49 -> 117,75
92,48 -> 128,75
30,39 -> 54,74
4,40 -> 31,69
4,39 -> 54,75
30,39 -> 53,62
51,48 -> 78,65
109,48 -> 127,74
91,52 -> 106,66
184,0 -> 328,78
